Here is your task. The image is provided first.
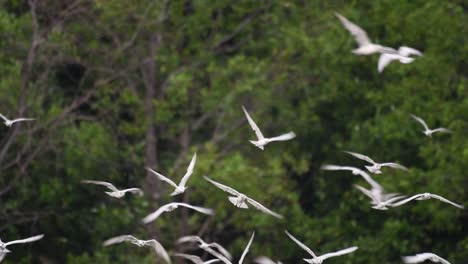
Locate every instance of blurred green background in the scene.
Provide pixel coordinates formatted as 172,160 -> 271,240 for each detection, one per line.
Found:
0,0 -> 466,263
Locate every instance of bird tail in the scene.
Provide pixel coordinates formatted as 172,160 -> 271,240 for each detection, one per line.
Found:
228,196 -> 248,208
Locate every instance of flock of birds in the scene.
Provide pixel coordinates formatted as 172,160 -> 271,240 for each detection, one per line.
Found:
0,11 -> 463,264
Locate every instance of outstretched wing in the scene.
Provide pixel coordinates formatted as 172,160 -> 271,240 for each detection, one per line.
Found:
208,243 -> 232,260
410,114 -> 430,131
402,253 -> 449,264
319,246 -> 358,260
431,128 -> 452,134
267,132 -> 296,142
246,198 -> 283,219
176,235 -> 204,245
81,180 -> 119,192
145,239 -> 172,264
343,151 -> 375,164
178,203 -> 215,216
0,113 -> 9,122
180,153 -> 197,187
204,176 -> 241,196
103,235 -> 138,246
238,232 -> 255,264
121,188 -> 144,196
335,13 -> 371,46
254,256 -> 277,264
4,234 -> 44,246
388,194 -> 423,207
242,106 -> 264,140
146,167 -> 178,189
398,46 -> 423,57
429,194 -> 464,209
378,53 -> 398,73
10,118 -> 35,124
284,230 -> 317,258
142,203 -> 176,224
380,163 -> 408,171
203,246 -> 232,264
354,184 -> 380,204
174,253 -> 203,264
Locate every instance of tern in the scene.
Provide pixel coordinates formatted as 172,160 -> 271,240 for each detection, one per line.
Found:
146,152 -> 197,196
103,235 -> 170,264
389,193 -> 464,209
0,113 -> 35,127
0,234 -> 44,254
354,184 -> 405,209
402,253 -> 451,264
378,46 -> 422,72
177,236 -> 232,264
335,12 -> 396,55
204,176 -> 283,219
410,114 -> 451,137
320,165 -> 383,191
254,256 -> 283,264
343,151 -> 408,174
242,106 -> 295,150
81,180 -> 143,198
285,230 -> 358,264
173,253 -> 221,264
142,202 -> 214,224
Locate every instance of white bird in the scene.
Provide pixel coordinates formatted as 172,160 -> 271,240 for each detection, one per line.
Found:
242,106 -> 295,150
81,180 -> 143,198
343,151 -> 408,174
103,235 -> 170,264
354,184 -> 405,208
389,193 -> 464,209
320,165 -> 382,191
204,176 -> 283,219
410,114 -> 452,137
142,202 -> 214,224
254,256 -> 283,264
0,234 -> 44,254
146,152 -> 197,196
285,231 -> 357,264
335,12 -> 396,55
0,113 -> 35,127
402,253 -> 451,264
173,253 -> 221,264
177,236 -> 232,264
378,46 -> 422,73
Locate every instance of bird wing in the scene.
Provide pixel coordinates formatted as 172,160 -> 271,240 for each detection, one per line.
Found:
429,194 -> 464,209
103,235 -> 138,246
354,184 -> 380,204
180,152 -> 197,187
208,243 -> 232,260
431,128 -> 452,134
174,253 -> 203,264
10,118 -> 35,124
0,113 -> 8,122
343,151 -> 375,164
176,235 -> 204,245
267,132 -> 296,142
177,203 -> 215,215
320,165 -> 357,172
246,197 -> 283,219
142,203 -> 176,224
242,106 -> 264,140
204,176 -> 241,196
398,46 -> 423,57
4,234 -> 44,246
410,114 -> 430,131
378,53 -> 398,73
318,246 -> 358,260
284,230 -> 317,258
203,247 -> 233,264
335,12 -> 371,46
145,239 -> 172,264
204,260 -> 222,264
146,167 -> 179,189
388,194 -> 422,207
402,253 -> 441,263
238,232 -> 255,264
121,188 -> 144,196
380,163 -> 408,171
254,256 -> 277,264
81,180 -> 119,192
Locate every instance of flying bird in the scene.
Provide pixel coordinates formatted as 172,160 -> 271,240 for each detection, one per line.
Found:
173,253 -> 221,264
0,113 -> 35,127
254,256 -> 283,264
177,236 -> 232,264
242,106 -> 295,150
402,253 -> 451,264
103,235 -> 170,264
389,193 -> 464,209
354,184 -> 405,209
410,114 -> 451,137
146,152 -> 197,196
142,202 -> 214,224
0,234 -> 44,254
378,46 -> 422,73
285,230 -> 357,264
343,151 -> 408,174
81,180 -> 143,198
335,12 -> 396,55
204,176 -> 283,219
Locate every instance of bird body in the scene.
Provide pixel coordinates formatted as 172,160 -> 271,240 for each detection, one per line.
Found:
103,235 -> 170,263
410,114 -> 451,137
389,193 -> 463,209
0,113 -> 35,127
